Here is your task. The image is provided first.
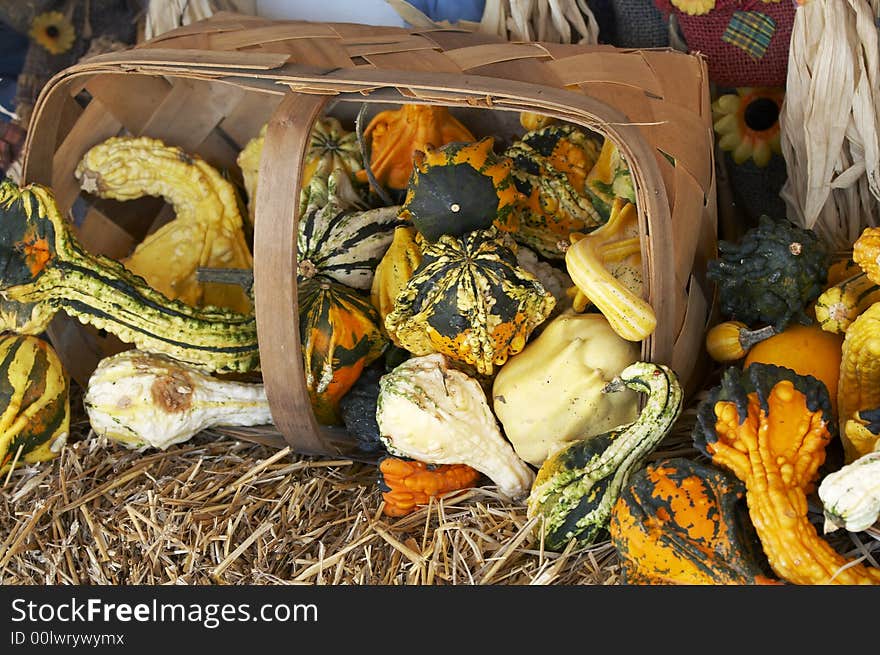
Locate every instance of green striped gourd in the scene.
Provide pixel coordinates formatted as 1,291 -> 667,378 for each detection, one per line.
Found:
298,169 -> 404,291
527,361 -> 683,550
0,333 -> 70,475
0,180 -> 259,374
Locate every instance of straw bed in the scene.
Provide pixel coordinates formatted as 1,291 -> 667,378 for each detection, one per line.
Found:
2,381 -> 876,585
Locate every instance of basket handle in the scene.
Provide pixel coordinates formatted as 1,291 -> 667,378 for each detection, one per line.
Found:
253,91 -> 340,456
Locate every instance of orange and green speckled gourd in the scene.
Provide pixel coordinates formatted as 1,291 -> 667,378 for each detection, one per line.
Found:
609,457 -> 779,585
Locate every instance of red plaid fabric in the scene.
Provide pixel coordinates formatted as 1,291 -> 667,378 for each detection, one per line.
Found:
654,0 -> 796,87
0,121 -> 26,174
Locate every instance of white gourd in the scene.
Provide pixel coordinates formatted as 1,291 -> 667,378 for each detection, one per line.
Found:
819,450 -> 880,534
85,350 -> 272,450
376,353 -> 535,499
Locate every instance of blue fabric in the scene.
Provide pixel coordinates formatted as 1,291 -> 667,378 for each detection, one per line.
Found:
406,0 -> 486,23
0,21 -> 27,77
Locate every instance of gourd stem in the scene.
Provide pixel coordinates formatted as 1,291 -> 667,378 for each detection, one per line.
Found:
739,325 -> 776,350
356,103 -> 395,207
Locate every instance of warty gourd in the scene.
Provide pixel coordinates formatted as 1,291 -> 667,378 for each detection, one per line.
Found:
376,353 -> 535,500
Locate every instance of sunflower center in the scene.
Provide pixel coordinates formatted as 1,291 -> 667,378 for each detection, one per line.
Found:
744,97 -> 779,132
46,25 -> 59,38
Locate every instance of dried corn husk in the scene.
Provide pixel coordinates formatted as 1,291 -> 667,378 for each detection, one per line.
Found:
144,0 -> 256,40
780,0 -> 880,251
386,0 -> 599,44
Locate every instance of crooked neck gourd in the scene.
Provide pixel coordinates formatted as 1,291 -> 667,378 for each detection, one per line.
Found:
0,180 -> 259,374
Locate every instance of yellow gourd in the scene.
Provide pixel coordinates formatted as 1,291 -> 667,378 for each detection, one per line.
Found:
705,321 -> 776,363
565,198 -> 655,342
838,302 -> 880,462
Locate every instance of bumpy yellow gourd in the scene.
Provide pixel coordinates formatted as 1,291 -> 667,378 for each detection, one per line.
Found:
839,302 -> 880,462
76,136 -> 253,314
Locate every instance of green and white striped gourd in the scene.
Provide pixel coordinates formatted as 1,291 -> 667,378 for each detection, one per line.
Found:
298,170 -> 404,291
526,361 -> 683,550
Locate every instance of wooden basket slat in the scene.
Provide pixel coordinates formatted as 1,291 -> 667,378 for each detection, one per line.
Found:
51,100 -> 122,210
544,52 -> 664,95
20,16 -> 717,457
84,74 -> 174,133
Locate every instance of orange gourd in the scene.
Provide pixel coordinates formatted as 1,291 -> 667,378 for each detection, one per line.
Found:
356,104 -> 475,191
378,456 -> 481,517
743,323 -> 843,415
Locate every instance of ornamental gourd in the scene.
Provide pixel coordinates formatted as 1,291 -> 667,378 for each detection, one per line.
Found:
492,312 -> 640,467
297,170 -> 404,291
694,362 -> 880,584
504,124 -> 603,259
356,103 -> 476,192
707,215 -> 829,332
369,226 -> 423,342
75,136 -> 254,314
378,456 -> 481,517
299,276 -> 388,425
584,137 -> 636,222
565,198 -> 656,341
384,227 -> 555,376
0,180 -> 260,374
527,361 -> 684,551
0,333 -> 70,475
819,450 -> 880,535
838,302 -> 880,461
704,321 -> 776,363
609,457 -> 776,585
377,353 -> 535,499
237,117 -> 365,224
84,349 -> 272,450
814,272 -> 880,335
400,137 -> 519,241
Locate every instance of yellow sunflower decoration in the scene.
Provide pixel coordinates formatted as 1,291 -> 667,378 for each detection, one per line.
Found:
670,0 -> 716,15
29,11 -> 76,56
712,87 -> 784,168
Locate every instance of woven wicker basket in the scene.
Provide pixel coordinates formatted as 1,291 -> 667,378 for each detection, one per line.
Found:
21,12 -> 717,456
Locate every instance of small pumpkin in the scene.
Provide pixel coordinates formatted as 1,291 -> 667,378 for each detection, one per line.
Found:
694,362 -> 880,584
299,276 -> 388,425
378,456 -> 481,517
0,333 -> 70,475
527,361 -> 683,550
356,103 -> 476,192
819,450 -> 880,535
384,226 -> 555,376
743,323 -> 843,416
609,457 -> 777,585
400,137 -> 519,241
505,124 -> 603,259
